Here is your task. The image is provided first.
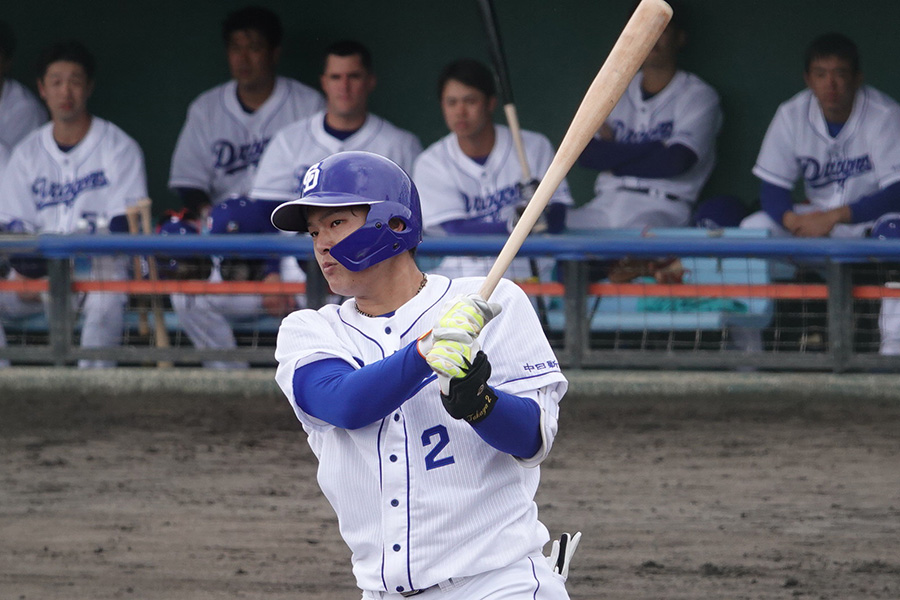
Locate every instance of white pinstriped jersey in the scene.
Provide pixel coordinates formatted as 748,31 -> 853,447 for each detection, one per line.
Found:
592,70 -> 721,202
0,118 -> 147,233
274,275 -> 566,594
414,124 -> 573,235
414,125 -> 573,280
169,76 -> 324,205
753,85 -> 900,213
0,78 -> 48,150
251,111 -> 422,201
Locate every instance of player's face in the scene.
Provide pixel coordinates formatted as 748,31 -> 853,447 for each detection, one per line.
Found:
440,79 -> 496,140
38,60 -> 93,123
804,56 -> 861,123
321,54 -> 376,120
226,29 -> 279,90
306,205 -> 370,293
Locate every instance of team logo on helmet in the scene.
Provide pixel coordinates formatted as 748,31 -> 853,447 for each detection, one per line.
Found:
302,164 -> 322,194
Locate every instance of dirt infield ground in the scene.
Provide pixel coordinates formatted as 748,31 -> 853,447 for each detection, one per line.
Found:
1,381 -> 899,600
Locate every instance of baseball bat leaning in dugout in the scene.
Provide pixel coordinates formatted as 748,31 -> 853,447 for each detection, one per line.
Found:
476,0 -> 549,325
135,198 -> 173,367
125,203 -> 151,336
476,0 -> 533,181
478,0 -> 673,301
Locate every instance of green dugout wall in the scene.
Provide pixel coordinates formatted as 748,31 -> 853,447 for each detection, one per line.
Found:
4,0 -> 900,213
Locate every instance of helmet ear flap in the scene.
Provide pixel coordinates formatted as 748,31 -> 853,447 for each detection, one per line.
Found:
330,202 -> 420,271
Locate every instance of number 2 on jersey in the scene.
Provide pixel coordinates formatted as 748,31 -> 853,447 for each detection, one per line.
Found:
422,425 -> 455,470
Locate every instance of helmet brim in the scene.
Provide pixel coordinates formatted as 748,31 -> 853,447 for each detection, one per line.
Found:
271,194 -> 384,232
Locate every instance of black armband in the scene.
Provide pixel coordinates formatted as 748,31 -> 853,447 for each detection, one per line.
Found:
440,351 -> 498,424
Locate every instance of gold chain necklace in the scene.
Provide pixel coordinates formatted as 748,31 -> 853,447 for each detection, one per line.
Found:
355,273 -> 428,318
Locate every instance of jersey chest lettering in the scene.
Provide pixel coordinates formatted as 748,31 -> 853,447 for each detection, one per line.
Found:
800,154 -> 873,189
613,119 -> 674,144
31,171 -> 110,210
461,184 -> 519,219
212,138 -> 271,175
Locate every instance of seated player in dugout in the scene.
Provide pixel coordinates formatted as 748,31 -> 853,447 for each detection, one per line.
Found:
731,32 -> 900,353
413,58 -> 573,281
162,195 -> 299,370
250,39 -> 422,305
562,0 -> 722,285
167,5 -> 323,227
0,40 -> 148,369
568,0 -> 722,231
271,151 -> 579,599
251,39 -> 422,203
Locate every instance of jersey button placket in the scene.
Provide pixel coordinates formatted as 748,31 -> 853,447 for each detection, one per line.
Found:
381,410 -> 411,590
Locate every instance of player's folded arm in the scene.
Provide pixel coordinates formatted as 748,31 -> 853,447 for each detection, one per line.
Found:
291,341 -> 433,430
611,142 -> 698,178
850,180 -> 900,224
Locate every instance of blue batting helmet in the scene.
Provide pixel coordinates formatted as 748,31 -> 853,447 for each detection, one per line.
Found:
871,213 -> 900,240
270,151 -> 422,272
691,195 -> 748,229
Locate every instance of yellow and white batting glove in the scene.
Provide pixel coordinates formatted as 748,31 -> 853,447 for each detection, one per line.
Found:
417,294 -> 501,394
432,294 -> 502,341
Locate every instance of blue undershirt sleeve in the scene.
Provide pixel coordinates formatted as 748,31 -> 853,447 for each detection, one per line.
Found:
578,137 -> 651,171
759,180 -> 794,226
471,388 -> 542,459
612,143 -> 698,178
849,180 -> 900,224
292,341 -> 433,429
578,138 -> 698,178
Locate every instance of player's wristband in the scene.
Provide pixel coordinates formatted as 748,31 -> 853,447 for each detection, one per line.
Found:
440,351 -> 498,424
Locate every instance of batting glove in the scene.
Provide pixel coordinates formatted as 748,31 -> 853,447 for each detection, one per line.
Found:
439,350 -> 498,423
433,294 -> 502,341
418,294 -> 501,393
547,531 -> 582,580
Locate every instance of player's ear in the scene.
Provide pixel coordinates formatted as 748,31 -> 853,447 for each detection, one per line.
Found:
389,217 -> 406,232
487,94 -> 498,113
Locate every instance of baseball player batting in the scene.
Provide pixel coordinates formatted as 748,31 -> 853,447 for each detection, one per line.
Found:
271,151 -> 572,598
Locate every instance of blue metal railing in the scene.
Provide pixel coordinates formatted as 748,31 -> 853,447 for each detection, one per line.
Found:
3,232 -> 900,261
3,230 -> 900,370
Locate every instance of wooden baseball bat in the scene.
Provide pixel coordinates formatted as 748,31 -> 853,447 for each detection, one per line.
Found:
478,0 -> 673,300
135,198 -> 173,367
476,0 -> 533,181
476,0 -> 549,326
125,203 -> 150,336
